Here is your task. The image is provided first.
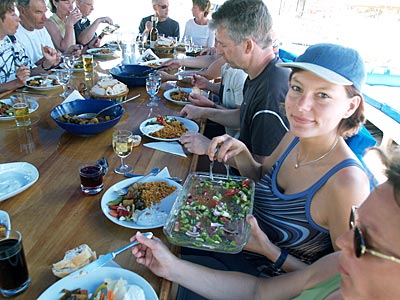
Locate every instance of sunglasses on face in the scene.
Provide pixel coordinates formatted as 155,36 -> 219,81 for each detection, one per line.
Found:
350,206 -> 400,264
158,4 -> 168,9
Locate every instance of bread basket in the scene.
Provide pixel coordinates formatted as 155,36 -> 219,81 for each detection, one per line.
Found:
90,89 -> 129,102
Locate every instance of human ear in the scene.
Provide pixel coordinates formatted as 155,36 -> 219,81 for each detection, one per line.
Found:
343,95 -> 361,118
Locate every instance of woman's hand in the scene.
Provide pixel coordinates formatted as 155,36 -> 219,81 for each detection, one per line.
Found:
208,134 -> 248,163
15,65 -> 31,85
130,232 -> 178,279
66,8 -> 82,26
180,131 -> 210,155
244,215 -> 272,255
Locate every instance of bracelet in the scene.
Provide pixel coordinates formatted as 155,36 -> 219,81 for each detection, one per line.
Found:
41,61 -> 52,71
273,248 -> 288,270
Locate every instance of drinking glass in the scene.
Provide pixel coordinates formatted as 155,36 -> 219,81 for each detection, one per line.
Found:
112,130 -> 134,174
54,69 -> 71,97
0,230 -> 30,297
146,77 -> 159,107
149,72 -> 162,101
184,36 -> 193,53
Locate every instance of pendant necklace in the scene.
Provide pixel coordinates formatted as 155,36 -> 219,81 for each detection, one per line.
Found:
295,138 -> 339,169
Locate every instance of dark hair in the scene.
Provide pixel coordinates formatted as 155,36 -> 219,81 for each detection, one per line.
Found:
48,0 -> 60,13
289,69 -> 365,137
193,0 -> 211,17
209,0 -> 273,48
17,0 -> 30,8
0,0 -> 16,20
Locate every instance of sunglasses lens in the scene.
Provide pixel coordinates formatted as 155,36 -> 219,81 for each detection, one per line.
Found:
161,5 -> 167,9
354,227 -> 363,257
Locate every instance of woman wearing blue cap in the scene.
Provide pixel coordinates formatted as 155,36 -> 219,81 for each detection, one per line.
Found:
131,149 -> 400,299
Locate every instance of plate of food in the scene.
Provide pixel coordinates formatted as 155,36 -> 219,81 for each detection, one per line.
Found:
60,60 -> 97,71
139,58 -> 171,68
164,87 -> 207,106
139,115 -> 199,141
87,47 -> 116,57
0,98 -> 39,121
37,267 -> 157,300
0,162 -> 39,202
101,176 -> 182,229
25,75 -> 61,90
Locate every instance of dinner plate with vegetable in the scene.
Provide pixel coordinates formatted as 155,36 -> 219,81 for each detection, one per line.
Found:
101,176 -> 182,229
25,75 -> 61,90
37,267 -> 157,300
139,115 -> 199,142
0,99 -> 39,121
60,60 -> 97,72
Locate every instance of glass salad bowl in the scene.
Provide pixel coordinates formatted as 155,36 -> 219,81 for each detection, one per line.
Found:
163,172 -> 255,254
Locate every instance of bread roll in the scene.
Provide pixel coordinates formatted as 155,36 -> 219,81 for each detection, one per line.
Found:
191,86 -> 201,95
52,244 -> 96,278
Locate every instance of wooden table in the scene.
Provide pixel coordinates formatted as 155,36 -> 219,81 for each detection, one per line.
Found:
0,58 -> 200,299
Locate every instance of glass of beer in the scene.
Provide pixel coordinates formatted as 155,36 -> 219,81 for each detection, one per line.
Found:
0,230 -> 30,297
82,54 -> 94,75
10,94 -> 31,127
112,130 -> 134,174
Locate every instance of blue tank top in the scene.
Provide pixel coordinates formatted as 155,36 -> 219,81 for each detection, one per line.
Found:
254,137 -> 363,264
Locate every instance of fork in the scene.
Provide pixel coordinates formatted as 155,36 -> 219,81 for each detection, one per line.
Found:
114,167 -> 160,195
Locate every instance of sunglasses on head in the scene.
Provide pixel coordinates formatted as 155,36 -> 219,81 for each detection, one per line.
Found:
158,4 -> 168,9
350,206 -> 400,264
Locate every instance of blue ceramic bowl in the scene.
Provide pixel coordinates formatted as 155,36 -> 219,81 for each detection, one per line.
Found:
50,99 -> 124,136
109,64 -> 153,87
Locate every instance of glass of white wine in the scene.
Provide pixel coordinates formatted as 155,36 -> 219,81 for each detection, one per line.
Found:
112,130 -> 134,174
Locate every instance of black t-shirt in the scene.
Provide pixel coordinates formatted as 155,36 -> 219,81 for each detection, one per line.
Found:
239,57 -> 290,156
138,15 -> 180,39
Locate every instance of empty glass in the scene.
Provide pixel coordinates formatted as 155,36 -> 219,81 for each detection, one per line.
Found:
146,76 -> 159,107
54,69 -> 71,97
149,72 -> 162,101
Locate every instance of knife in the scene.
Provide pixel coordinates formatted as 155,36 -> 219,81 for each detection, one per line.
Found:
69,232 -> 153,277
15,88 -> 45,95
124,172 -> 182,183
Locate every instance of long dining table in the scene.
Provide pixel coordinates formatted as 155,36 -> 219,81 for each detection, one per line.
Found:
0,55 -> 201,299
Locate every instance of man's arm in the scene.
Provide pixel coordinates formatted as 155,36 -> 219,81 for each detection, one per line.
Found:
76,17 -> 113,45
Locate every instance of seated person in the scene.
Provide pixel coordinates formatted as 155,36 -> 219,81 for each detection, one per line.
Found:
0,1 -> 58,93
74,0 -> 113,48
45,0 -> 82,52
139,0 -> 179,40
182,0 -> 214,48
16,0 -> 61,67
131,148 -> 400,300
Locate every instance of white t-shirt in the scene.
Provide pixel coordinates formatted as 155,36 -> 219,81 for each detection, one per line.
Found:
15,25 -> 55,64
182,18 -> 215,48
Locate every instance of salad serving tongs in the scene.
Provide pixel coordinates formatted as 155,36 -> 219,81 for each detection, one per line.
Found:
209,145 -> 230,181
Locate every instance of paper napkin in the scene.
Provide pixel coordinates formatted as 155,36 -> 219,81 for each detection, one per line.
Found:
143,141 -> 187,158
63,90 -> 85,103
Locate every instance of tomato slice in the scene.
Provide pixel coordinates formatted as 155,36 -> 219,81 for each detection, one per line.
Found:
226,189 -> 239,196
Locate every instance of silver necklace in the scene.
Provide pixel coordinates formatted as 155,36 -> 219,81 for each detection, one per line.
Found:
295,138 -> 339,169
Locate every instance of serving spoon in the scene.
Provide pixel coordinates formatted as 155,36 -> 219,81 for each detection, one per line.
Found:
76,94 -> 140,119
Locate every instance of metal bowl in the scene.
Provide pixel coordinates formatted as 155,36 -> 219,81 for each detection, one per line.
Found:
109,64 -> 153,87
50,99 -> 124,136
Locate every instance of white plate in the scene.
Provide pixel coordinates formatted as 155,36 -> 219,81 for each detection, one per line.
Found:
139,58 -> 171,67
60,60 -> 97,72
87,47 -> 116,57
139,116 -> 199,141
164,88 -> 192,105
101,177 -> 182,229
0,99 -> 39,121
0,210 -> 11,230
0,162 -> 39,202
25,75 -> 61,90
37,266 -> 157,300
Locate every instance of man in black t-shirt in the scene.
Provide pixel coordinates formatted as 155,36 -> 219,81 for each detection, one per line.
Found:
139,0 -> 180,40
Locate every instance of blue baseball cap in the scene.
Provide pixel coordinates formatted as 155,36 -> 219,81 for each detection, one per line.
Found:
277,43 -> 366,92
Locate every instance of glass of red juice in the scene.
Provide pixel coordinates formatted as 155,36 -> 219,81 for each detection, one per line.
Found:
0,230 -> 30,297
79,164 -> 104,195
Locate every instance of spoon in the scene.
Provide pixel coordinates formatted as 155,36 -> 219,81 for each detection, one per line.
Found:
77,94 -> 140,119
140,65 -> 168,76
